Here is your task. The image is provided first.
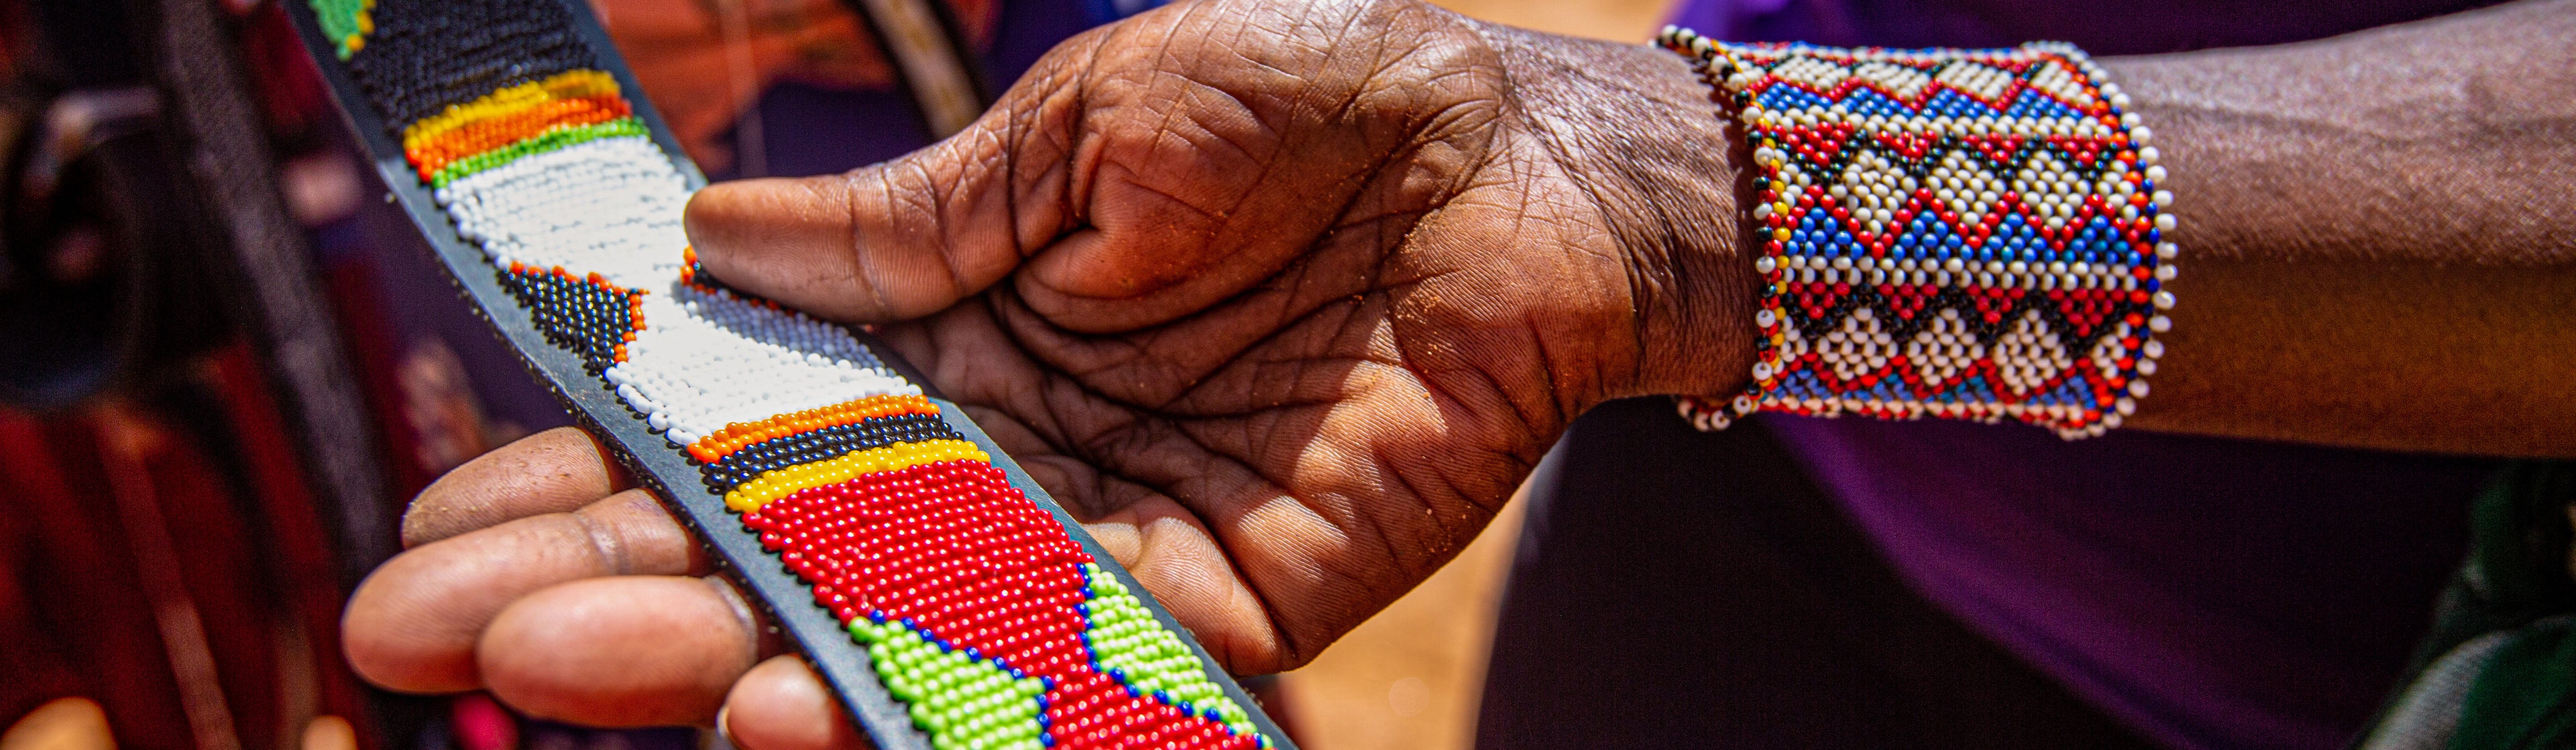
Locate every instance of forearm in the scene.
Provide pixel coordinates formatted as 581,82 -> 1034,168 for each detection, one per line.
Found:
1479,23 -> 1760,405
2106,0 -> 2576,455
1496,0 -> 2576,455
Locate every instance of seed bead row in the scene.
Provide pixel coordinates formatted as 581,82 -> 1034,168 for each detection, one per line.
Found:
1657,28 -> 2175,438
672,282 -> 875,365
607,302 -> 919,447
681,246 -> 792,308
689,393 -> 942,461
401,69 -> 623,150
724,439 -> 991,512
430,118 -> 648,188
311,0 -> 374,58
744,462 -> 1267,748
850,617 -> 1052,749
1076,565 -> 1260,736
334,0 -> 598,129
753,462 -> 1086,745
495,263 -> 645,373
326,0 -> 1284,741
408,95 -> 631,181
438,136 -> 690,286
699,413 -> 960,494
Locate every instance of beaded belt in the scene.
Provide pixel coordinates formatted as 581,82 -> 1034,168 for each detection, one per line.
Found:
287,1 -> 1292,747
1659,30 -> 2176,438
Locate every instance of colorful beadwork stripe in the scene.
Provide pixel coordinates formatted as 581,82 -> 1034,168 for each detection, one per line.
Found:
697,413 -> 959,493
747,463 -> 1265,748
687,393 -> 946,462
312,0 -> 374,58
1658,30 -> 2176,438
494,263 -> 647,373
401,70 -> 623,150
337,0 -> 598,128
310,0 -> 1280,746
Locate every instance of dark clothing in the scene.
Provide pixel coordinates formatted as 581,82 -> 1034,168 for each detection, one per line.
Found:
1483,1 -> 2512,747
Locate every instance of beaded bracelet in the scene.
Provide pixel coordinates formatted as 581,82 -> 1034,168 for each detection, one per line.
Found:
1659,28 -> 2176,438
298,1 -> 1286,747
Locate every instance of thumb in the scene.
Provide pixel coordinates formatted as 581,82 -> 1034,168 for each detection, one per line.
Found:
681,82 -> 1078,322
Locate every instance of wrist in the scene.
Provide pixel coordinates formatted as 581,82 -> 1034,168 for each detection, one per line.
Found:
1482,25 -> 1762,406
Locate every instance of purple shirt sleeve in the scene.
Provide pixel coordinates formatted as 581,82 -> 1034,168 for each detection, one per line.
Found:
1669,0 -> 2509,746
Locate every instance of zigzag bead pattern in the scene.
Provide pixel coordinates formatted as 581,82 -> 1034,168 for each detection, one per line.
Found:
308,0 -> 1279,746
1657,28 -> 2178,438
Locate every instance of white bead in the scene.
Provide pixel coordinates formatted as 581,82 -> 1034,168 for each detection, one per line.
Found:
2153,214 -> 2176,231
2152,290 -> 2176,309
2127,380 -> 2149,398
2155,264 -> 2176,281
2156,242 -> 2178,259
2148,315 -> 2171,332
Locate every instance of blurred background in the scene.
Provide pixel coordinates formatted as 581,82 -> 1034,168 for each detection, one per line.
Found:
0,0 -> 1670,749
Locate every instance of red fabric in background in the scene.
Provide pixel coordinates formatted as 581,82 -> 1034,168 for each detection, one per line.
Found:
0,342 -> 377,749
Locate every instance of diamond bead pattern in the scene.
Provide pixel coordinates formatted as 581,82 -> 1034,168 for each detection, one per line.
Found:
1658,30 -> 2178,437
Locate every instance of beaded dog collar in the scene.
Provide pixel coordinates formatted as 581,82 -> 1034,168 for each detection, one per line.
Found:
1659,28 -> 2176,438
285,1 -> 1292,747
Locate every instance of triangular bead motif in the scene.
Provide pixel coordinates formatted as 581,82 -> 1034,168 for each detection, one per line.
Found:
2026,58 -> 2098,109
1990,310 -> 2074,396
1660,32 -> 2174,437
1773,56 -> 1852,92
1904,310 -> 1983,389
1853,60 -> 1934,102
1817,310 -> 1900,383
1933,60 -> 2021,104
1929,150 -> 2004,235
2087,323 -> 2130,383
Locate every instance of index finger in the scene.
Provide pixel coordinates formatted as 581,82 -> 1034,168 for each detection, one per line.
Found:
403,427 -> 633,547
679,31 -> 1096,323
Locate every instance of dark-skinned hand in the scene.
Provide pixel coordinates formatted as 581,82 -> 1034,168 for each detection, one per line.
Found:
342,0 -> 1751,746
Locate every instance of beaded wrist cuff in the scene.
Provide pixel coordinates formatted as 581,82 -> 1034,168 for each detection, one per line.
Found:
1658,28 -> 2176,438
292,1 -> 1287,747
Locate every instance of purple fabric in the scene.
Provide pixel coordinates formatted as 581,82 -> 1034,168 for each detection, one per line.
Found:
1662,3 -> 2509,746
716,0 -> 1134,180
732,0 -> 2507,747
1761,416 -> 2484,749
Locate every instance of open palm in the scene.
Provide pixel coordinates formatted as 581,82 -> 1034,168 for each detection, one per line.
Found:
344,0 -> 1747,746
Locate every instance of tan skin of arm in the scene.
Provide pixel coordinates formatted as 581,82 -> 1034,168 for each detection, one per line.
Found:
1502,0 -> 2576,455
2102,0 -> 2576,454
337,3 -> 2576,749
